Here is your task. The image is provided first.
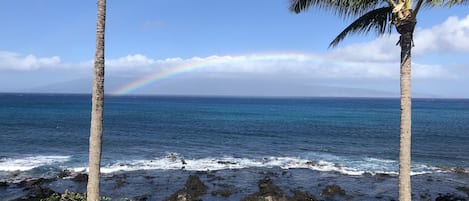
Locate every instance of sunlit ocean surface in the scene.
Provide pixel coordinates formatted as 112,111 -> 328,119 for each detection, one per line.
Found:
1,93 -> 468,180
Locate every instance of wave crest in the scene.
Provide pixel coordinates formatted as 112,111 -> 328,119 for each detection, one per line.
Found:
0,155 -> 71,171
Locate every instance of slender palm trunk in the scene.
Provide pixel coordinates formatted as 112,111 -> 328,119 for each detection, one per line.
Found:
87,0 -> 106,201
395,11 -> 415,201
399,33 -> 412,201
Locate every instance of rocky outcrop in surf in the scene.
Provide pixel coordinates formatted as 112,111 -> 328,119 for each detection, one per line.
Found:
165,175 -> 208,201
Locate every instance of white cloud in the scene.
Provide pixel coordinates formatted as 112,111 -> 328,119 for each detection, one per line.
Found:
414,15 -> 469,55
108,54 -> 154,66
1,15 -> 467,84
106,54 -> 156,72
412,63 -> 457,79
105,54 -> 309,75
0,51 -> 61,71
0,50 -> 459,82
315,15 -> 469,80
326,36 -> 400,63
104,53 -> 456,80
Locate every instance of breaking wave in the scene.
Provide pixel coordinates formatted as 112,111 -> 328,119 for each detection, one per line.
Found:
0,155 -> 71,171
74,153 -> 444,176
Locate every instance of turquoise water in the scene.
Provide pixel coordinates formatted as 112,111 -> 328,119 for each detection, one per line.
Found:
0,94 -> 468,180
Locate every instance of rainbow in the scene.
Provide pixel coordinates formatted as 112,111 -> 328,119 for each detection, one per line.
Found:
110,52 -> 325,96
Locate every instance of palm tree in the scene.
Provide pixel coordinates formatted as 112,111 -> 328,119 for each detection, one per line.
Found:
290,0 -> 464,200
87,0 -> 106,200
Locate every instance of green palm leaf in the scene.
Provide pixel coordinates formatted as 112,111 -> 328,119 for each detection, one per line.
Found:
289,0 -> 383,18
415,0 -> 444,8
329,6 -> 393,47
446,0 -> 468,6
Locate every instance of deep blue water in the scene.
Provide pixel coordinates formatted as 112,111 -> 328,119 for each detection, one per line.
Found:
1,93 -> 468,180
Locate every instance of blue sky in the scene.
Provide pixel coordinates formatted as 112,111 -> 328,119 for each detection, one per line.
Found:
0,0 -> 468,97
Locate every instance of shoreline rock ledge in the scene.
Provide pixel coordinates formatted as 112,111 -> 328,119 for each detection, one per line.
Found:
241,176 -> 317,201
165,175 -> 208,201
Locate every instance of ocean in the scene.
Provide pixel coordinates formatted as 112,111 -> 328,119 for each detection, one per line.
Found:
1,93 -> 468,200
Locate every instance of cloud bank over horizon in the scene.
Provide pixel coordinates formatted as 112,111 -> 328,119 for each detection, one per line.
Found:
1,15 -> 468,97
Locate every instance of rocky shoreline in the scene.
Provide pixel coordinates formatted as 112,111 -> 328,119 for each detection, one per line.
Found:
1,168 -> 468,201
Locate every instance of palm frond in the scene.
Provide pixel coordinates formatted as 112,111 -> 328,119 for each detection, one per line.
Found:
329,6 -> 393,47
418,0 -> 467,8
417,0 -> 444,8
289,0 -> 384,18
445,0 -> 468,6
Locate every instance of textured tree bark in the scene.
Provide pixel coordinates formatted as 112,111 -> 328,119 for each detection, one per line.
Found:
399,32 -> 412,201
87,0 -> 106,201
395,10 -> 415,201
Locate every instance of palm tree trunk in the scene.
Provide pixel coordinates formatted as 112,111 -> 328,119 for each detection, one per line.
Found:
87,0 -> 106,201
399,33 -> 412,201
396,11 -> 415,201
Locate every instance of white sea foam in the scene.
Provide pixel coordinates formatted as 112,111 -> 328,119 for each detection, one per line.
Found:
0,155 -> 71,171
365,157 -> 396,164
35,153 -> 443,177
93,154 -> 413,176
410,164 -> 446,175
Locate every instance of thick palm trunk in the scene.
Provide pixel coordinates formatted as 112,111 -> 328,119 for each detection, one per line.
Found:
87,0 -> 106,201
395,10 -> 415,201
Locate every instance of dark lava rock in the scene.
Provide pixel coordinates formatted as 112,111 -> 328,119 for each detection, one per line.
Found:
19,178 -> 55,189
241,176 -> 288,201
57,169 -> 72,178
290,189 -> 318,201
241,178 -> 320,201
72,173 -> 88,183
258,176 -> 283,196
375,173 -> 392,178
435,193 -> 468,201
13,187 -> 55,201
321,184 -> 346,198
165,175 -> 208,201
134,194 -> 150,201
362,172 -> 373,177
167,190 -> 196,201
12,178 -> 56,201
454,167 -> 467,174
0,181 -> 8,187
217,160 -> 237,165
185,175 -> 208,197
305,161 -> 316,166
